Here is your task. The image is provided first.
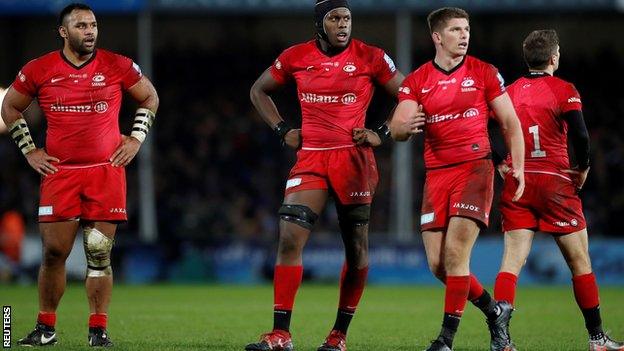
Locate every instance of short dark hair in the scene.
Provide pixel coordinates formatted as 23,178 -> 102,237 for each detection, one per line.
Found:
523,29 -> 559,70
58,3 -> 93,27
427,7 -> 469,34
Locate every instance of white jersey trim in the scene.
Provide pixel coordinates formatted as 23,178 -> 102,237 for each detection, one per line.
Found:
58,162 -> 111,170
525,170 -> 572,182
301,145 -> 355,151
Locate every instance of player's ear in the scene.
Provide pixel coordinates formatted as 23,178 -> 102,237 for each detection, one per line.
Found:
432,32 -> 441,44
58,26 -> 67,39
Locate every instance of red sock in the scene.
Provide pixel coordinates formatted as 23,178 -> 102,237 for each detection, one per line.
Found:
467,274 -> 484,301
572,273 -> 600,309
338,263 -> 369,312
273,265 -> 303,311
37,312 -> 56,328
444,275 -> 470,316
89,313 -> 107,329
494,272 -> 518,305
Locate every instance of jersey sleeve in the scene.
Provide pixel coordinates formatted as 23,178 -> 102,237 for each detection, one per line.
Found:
269,49 -> 293,84
118,55 -> 143,90
397,72 -> 419,103
11,60 -> 39,97
372,49 -> 398,85
558,82 -> 582,113
483,64 -> 506,102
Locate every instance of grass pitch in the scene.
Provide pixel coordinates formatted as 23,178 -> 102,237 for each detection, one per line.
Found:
3,284 -> 623,350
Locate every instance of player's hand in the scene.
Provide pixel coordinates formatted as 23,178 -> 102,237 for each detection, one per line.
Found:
352,128 -> 381,147
25,148 -> 59,176
110,135 -> 141,167
283,129 -> 302,150
562,166 -> 590,191
511,168 -> 525,202
407,104 -> 426,135
496,163 -> 511,179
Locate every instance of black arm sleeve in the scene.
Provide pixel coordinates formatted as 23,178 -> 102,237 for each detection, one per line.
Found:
562,109 -> 590,170
488,118 -> 508,166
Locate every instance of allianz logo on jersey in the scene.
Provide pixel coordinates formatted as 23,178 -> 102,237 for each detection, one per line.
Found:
50,101 -> 109,114
568,97 -> 581,104
426,108 -> 479,124
300,92 -> 357,105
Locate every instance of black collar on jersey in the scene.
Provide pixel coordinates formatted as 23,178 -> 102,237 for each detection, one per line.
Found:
314,0 -> 350,46
525,71 -> 552,78
59,49 -> 97,70
432,55 -> 466,75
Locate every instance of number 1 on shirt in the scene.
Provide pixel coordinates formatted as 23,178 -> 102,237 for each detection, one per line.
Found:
528,125 -> 546,158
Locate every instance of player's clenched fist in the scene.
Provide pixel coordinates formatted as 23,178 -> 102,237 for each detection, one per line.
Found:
110,135 -> 141,167
283,128 -> 302,149
352,128 -> 381,147
25,149 -> 59,176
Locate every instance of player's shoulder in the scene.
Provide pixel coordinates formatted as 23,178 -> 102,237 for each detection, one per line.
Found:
350,39 -> 383,54
96,49 -> 133,66
23,51 -> 61,69
280,40 -> 316,58
544,75 -> 577,91
465,55 -> 498,73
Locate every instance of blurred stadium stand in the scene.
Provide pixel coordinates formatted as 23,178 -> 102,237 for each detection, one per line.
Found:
0,1 -> 623,284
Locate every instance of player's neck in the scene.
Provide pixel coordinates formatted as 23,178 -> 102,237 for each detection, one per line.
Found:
62,46 -> 94,67
316,38 -> 348,57
433,52 -> 464,72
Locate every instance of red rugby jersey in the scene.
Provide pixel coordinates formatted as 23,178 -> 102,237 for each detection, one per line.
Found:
270,39 -> 397,149
506,72 -> 582,177
12,49 -> 142,167
398,55 -> 506,169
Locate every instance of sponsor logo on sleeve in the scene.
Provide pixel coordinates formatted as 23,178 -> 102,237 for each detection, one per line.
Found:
567,97 -> 581,104
421,212 -> 434,224
132,62 -> 142,76
383,53 -> 397,73
398,86 -> 411,94
286,178 -> 302,189
274,59 -> 282,70
18,71 -> 26,82
496,72 -> 506,91
38,206 -> 53,216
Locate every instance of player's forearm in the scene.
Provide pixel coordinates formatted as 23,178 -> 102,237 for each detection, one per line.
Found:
249,86 -> 284,129
502,117 -> 525,171
137,93 -> 159,114
0,102 -> 23,127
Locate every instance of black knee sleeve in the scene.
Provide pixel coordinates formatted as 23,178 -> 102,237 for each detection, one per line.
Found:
337,204 -> 371,227
278,204 -> 319,230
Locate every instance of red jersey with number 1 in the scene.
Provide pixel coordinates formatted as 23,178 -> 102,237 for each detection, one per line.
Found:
506,72 -> 582,178
398,56 -> 506,169
11,49 -> 143,167
270,39 -> 398,149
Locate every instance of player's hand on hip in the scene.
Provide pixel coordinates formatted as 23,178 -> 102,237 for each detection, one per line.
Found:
25,149 -> 59,176
110,135 -> 141,167
283,129 -> 302,150
561,167 -> 590,191
511,168 -> 525,202
352,128 -> 381,147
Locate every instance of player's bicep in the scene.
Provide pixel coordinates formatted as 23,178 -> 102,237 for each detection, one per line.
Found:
252,68 -> 284,94
382,72 -> 405,97
126,76 -> 159,112
1,86 -> 34,122
489,92 -> 518,129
